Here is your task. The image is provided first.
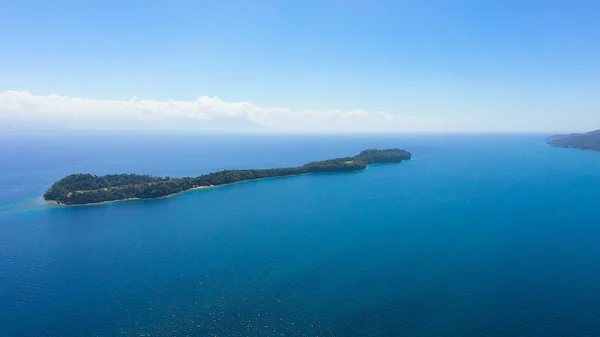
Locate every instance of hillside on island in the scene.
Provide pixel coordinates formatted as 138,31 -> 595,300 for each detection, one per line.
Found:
44,148 -> 411,205
547,130 -> 600,151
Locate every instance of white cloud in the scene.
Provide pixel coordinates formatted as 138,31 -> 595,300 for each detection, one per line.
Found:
0,90 -> 450,133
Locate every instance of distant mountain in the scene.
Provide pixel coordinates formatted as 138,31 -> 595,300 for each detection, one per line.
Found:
547,130 -> 600,151
545,133 -> 578,142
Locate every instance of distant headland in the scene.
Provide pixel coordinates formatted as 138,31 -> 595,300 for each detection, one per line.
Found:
44,148 -> 411,205
546,130 -> 600,151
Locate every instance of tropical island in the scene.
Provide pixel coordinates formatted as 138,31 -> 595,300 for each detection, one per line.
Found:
546,129 -> 600,151
44,148 -> 411,205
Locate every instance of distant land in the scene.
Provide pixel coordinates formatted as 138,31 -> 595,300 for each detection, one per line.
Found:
546,130 -> 600,151
44,149 -> 411,205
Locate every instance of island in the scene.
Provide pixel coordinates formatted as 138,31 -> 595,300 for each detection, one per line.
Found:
546,129 -> 600,151
44,148 -> 412,205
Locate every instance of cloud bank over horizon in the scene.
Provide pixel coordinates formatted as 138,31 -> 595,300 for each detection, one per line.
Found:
0,91 -> 452,133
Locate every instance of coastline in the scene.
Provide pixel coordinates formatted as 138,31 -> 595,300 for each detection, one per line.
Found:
547,144 -> 600,152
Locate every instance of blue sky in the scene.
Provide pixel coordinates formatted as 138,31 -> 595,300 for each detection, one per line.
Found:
2,0 -> 600,132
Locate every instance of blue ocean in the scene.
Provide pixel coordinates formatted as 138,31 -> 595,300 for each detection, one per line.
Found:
2,133 -> 600,336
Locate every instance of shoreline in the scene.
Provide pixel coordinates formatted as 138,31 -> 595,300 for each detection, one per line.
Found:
547,144 -> 600,152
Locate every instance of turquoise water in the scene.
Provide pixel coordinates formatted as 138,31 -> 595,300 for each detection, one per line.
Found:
2,134 -> 600,336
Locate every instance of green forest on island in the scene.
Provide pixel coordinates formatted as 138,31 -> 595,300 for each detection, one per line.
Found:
44,149 -> 411,205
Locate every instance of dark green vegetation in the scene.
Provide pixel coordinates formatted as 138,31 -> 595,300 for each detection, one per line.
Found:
44,149 -> 411,205
547,130 -> 600,151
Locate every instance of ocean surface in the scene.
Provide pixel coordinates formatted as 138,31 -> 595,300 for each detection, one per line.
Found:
2,133 -> 600,336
